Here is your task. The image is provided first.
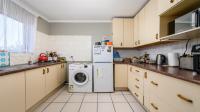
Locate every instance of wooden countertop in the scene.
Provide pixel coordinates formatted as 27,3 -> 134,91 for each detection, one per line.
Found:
114,62 -> 200,85
0,62 -> 66,76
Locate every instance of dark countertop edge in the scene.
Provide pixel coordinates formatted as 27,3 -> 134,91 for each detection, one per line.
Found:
114,62 -> 200,85
0,62 -> 67,76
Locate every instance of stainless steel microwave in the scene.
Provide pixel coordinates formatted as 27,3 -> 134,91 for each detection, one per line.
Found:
168,8 -> 200,35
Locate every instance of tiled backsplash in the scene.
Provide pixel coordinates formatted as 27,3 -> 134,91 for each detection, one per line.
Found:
139,38 -> 200,60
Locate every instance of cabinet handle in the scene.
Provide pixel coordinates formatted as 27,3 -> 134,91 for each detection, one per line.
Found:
155,33 -> 159,39
135,85 -> 139,89
135,70 -> 140,72
120,42 -> 123,46
151,81 -> 158,86
151,103 -> 158,110
134,93 -> 139,97
135,78 -> 139,82
135,42 -> 137,45
62,64 -> 64,68
144,72 -> 147,79
61,64 -> 63,68
177,94 -> 193,104
170,0 -> 174,3
43,69 -> 46,74
46,68 -> 49,73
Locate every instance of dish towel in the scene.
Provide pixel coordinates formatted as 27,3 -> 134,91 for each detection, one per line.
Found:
0,52 -> 10,67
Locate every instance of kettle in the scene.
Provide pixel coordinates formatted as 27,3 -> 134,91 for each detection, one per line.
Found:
156,54 -> 166,65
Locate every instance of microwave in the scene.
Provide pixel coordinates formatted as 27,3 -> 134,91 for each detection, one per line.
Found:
168,8 -> 200,35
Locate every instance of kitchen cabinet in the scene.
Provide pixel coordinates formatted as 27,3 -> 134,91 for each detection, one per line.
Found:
123,19 -> 134,47
134,0 -> 160,47
113,18 -> 124,47
112,18 -> 134,48
114,64 -> 128,90
26,68 -> 46,110
134,15 -> 139,46
128,65 -> 134,92
0,72 -> 25,112
144,0 -> 160,44
46,65 -> 60,94
158,0 -> 182,15
57,64 -> 66,85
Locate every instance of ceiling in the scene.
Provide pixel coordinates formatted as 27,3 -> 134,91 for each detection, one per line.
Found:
21,0 -> 149,22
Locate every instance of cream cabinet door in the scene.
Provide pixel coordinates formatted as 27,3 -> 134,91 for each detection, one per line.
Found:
26,68 -> 46,110
46,65 -> 59,94
144,0 -> 160,44
138,8 -> 146,46
0,72 -> 25,112
113,18 -> 124,47
158,0 -> 182,15
134,15 -> 139,47
115,64 -> 128,88
57,64 -> 66,85
123,19 -> 134,47
143,71 -> 150,111
128,65 -> 134,92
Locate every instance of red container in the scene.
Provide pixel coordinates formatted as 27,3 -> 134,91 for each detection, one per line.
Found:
38,53 -> 48,62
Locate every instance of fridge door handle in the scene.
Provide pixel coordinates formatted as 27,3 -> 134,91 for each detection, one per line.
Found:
97,68 -> 99,77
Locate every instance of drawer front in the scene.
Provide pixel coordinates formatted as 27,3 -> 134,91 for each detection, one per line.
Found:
133,90 -> 143,104
149,94 -> 178,112
149,71 -> 200,112
133,81 -> 143,95
159,75 -> 200,112
132,66 -> 144,86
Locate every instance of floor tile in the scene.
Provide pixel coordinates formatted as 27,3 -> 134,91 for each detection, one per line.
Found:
124,95 -> 137,102
53,94 -> 71,102
130,103 -> 146,112
43,103 -> 65,112
68,94 -> 84,103
79,103 -> 97,112
33,103 -> 49,112
98,94 -> 112,103
98,103 -> 115,112
111,95 -> 127,103
122,91 -> 131,95
83,93 -> 97,102
114,103 -> 133,112
61,103 -> 81,112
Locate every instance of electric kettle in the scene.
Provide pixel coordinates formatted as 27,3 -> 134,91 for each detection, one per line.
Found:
156,54 -> 166,65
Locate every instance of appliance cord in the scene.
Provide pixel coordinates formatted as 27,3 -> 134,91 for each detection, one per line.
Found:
183,39 -> 190,56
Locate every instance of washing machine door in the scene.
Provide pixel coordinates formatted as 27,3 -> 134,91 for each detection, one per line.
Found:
72,71 -> 89,86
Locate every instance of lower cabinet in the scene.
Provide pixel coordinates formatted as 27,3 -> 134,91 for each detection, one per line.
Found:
26,68 -> 46,110
0,72 -> 25,112
128,65 -> 200,112
114,64 -> 128,90
57,64 -> 66,86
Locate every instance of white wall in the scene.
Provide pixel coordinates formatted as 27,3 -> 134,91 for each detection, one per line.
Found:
10,31 -> 92,65
49,35 -> 92,61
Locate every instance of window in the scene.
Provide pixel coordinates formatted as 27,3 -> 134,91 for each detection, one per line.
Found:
0,0 -> 36,53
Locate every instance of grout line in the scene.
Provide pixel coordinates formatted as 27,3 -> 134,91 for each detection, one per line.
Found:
77,93 -> 86,112
122,91 -> 135,112
60,90 -> 73,112
41,87 -> 66,112
110,92 -> 117,112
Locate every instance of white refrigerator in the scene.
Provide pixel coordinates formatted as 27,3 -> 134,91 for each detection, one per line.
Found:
93,45 -> 113,92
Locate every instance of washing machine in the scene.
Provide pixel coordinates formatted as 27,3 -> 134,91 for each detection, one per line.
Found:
69,63 -> 93,92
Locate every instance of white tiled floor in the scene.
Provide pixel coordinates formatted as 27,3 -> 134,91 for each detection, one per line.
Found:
33,86 -> 146,112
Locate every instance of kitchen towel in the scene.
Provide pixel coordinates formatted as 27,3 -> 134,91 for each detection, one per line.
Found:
0,52 -> 10,67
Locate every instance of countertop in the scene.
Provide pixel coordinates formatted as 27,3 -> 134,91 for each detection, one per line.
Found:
114,62 -> 200,85
0,61 -> 66,76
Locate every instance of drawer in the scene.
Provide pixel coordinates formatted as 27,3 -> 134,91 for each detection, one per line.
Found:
133,90 -> 143,104
133,81 -> 143,95
159,75 -> 200,112
132,67 -> 144,86
149,94 -> 178,112
149,71 -> 200,112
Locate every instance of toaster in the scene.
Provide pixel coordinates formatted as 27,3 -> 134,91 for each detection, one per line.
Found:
179,56 -> 194,70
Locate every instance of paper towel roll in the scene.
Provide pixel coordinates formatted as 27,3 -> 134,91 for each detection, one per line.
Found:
168,53 -> 179,67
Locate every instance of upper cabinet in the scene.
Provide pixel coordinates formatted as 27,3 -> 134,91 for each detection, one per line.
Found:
158,0 -> 182,15
112,18 -> 134,48
134,0 -> 160,47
